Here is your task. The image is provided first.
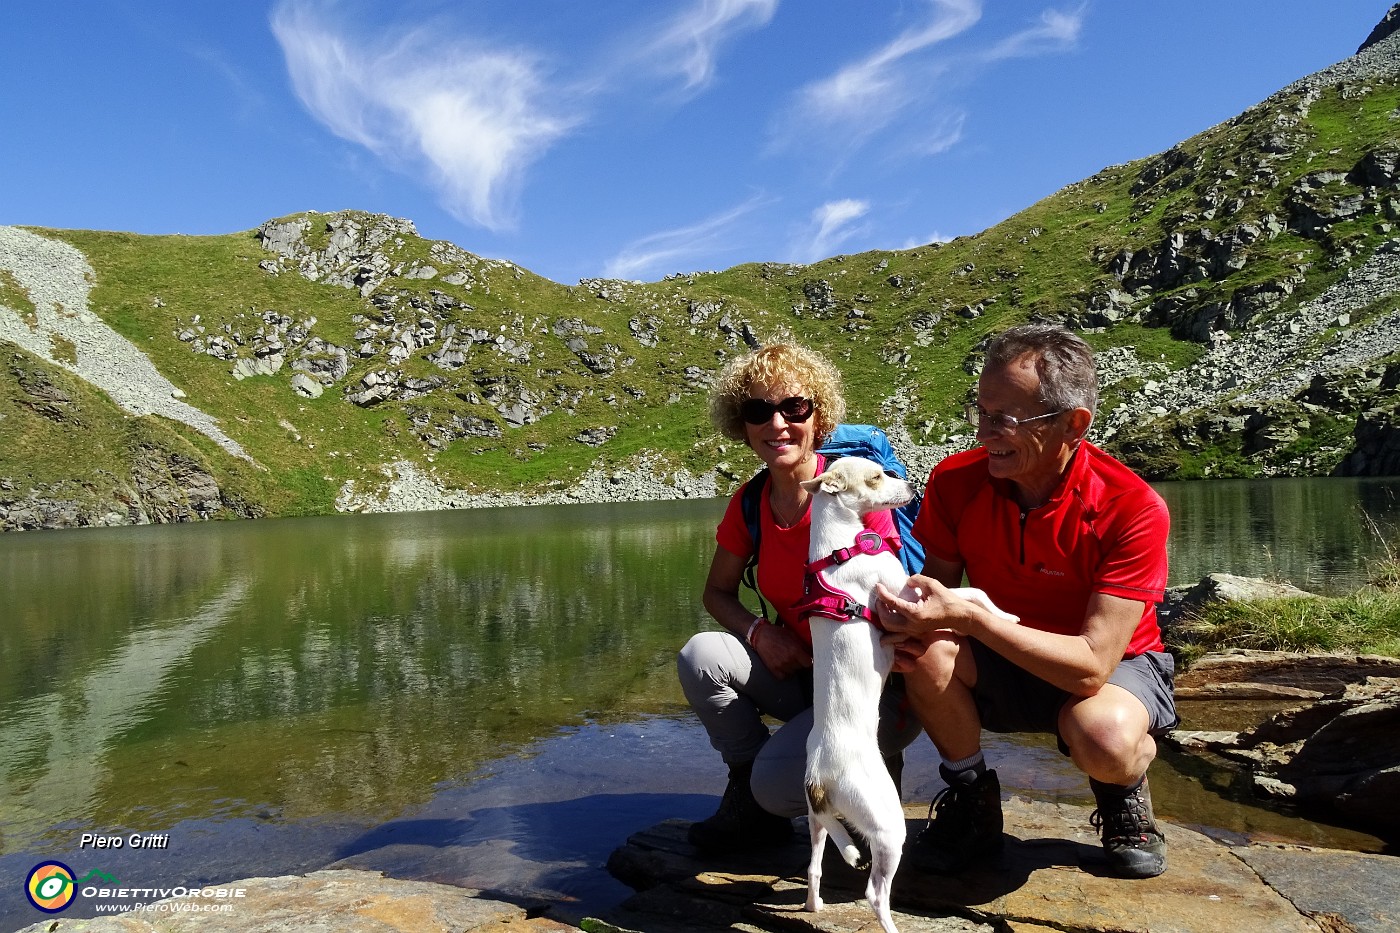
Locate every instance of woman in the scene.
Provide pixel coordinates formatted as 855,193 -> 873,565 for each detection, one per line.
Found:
677,343 -> 920,854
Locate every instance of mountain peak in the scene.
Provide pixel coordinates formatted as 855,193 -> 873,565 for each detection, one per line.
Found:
1359,2 -> 1400,53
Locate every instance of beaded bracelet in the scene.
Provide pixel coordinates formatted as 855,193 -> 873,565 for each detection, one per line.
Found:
745,617 -> 764,646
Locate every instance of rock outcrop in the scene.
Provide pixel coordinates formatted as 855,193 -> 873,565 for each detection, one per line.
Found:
1171,673 -> 1400,838
12,870 -> 577,933
20,805 -> 1396,933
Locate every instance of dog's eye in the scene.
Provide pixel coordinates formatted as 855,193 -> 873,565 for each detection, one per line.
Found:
866,475 -> 881,488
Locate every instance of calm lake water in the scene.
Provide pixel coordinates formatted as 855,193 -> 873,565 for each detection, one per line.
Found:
2,477 -> 1399,929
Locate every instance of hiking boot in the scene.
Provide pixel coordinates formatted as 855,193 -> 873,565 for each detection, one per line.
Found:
1090,777 -> 1167,878
687,761 -> 793,854
907,767 -> 1003,873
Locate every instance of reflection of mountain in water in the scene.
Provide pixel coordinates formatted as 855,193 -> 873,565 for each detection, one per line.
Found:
0,578 -> 249,844
1157,477 -> 1400,593
0,501 -> 719,850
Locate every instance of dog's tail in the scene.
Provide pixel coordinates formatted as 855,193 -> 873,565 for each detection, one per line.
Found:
808,783 -> 863,867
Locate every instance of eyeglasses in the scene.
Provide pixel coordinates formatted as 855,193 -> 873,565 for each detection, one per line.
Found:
964,403 -> 1065,433
740,396 -> 815,425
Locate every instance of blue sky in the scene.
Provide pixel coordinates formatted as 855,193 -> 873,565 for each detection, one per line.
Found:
2,2 -> 1389,285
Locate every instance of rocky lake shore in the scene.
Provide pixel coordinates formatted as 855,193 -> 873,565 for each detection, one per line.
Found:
16,796 -> 1396,933
18,640 -> 1399,933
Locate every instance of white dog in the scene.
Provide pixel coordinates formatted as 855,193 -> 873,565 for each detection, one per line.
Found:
798,456 -> 1017,933
796,456 -> 915,933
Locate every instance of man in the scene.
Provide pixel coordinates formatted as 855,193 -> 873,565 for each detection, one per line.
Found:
876,323 -> 1177,878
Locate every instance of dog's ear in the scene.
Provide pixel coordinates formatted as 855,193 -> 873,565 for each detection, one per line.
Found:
801,471 -> 848,494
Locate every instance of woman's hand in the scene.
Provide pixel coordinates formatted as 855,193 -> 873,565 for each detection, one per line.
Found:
751,621 -> 812,679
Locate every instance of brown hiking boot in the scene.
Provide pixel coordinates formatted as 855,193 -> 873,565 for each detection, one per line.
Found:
687,761 -> 793,854
1090,777 -> 1167,878
907,767 -> 1004,873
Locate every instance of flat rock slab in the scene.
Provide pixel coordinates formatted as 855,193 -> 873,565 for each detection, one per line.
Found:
603,796 -> 1398,933
1172,650 -> 1400,699
1236,846 -> 1400,933
13,869 -> 575,933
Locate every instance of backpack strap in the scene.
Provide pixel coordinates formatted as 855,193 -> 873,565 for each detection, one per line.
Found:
739,468 -> 771,621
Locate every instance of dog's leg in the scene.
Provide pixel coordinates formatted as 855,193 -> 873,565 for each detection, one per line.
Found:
950,586 -> 1019,622
805,804 -> 826,913
865,832 -> 902,933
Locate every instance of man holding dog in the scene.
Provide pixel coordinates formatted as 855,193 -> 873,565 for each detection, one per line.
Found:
877,323 -> 1177,879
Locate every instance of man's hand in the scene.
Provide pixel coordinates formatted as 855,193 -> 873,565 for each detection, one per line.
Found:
876,578 -> 1020,672
876,576 -> 967,637
875,576 -> 948,671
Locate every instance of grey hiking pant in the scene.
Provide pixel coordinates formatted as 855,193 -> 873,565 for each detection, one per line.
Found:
677,629 -> 922,818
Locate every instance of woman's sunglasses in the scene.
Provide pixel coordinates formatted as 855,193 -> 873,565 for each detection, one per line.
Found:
740,396 -> 815,425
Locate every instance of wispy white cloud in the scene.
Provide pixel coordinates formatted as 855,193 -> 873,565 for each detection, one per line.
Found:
902,230 -> 954,249
270,0 -> 580,231
603,195 -> 768,280
784,0 -> 981,140
982,6 -> 1085,62
640,0 -> 779,92
775,1 -> 1082,170
795,198 -> 871,262
910,110 -> 967,157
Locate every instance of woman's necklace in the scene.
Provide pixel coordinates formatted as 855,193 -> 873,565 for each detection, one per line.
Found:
770,488 -> 809,528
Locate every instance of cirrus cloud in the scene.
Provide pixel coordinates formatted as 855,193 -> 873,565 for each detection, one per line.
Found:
271,0 -> 580,231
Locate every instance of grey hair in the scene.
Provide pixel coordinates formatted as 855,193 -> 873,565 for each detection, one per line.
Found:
984,323 -> 1098,415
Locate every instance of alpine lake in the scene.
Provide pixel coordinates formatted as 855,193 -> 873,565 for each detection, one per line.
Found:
2,475 -> 1398,928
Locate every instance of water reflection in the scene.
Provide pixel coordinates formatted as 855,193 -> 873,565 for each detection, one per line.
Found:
0,503 -> 718,857
0,579 -> 249,845
1156,476 -> 1400,593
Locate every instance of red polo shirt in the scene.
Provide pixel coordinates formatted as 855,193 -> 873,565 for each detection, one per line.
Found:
912,442 -> 1169,657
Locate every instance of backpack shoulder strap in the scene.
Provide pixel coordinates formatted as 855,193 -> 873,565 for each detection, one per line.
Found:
739,468 -> 770,621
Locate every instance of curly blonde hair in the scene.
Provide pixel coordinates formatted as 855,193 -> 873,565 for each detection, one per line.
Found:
709,343 -> 846,445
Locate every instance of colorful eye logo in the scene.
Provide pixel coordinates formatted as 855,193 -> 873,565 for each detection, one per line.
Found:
26,861 -> 76,913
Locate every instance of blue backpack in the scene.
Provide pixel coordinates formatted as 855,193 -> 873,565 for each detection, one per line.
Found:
739,423 -> 925,620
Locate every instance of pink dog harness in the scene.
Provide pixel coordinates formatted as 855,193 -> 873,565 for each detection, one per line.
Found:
792,530 -> 902,627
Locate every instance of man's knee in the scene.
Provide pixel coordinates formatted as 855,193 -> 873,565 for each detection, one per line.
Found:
1059,690 -> 1154,769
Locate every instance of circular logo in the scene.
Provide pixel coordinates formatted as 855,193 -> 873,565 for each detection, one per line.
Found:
25,861 -> 76,913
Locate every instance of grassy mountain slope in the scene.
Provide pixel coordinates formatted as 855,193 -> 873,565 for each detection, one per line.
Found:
6,25 -> 1400,530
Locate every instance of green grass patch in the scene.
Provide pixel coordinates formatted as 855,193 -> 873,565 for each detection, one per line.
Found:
1307,82 -> 1400,153
0,269 -> 37,320
1171,586 -> 1400,666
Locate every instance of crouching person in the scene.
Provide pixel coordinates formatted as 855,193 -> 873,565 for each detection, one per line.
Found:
877,324 -> 1178,878
678,343 -> 921,853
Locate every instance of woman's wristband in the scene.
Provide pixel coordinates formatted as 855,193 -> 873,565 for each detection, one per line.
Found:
745,617 -> 764,646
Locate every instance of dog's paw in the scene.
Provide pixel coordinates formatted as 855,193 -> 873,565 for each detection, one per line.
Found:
951,586 -> 1019,622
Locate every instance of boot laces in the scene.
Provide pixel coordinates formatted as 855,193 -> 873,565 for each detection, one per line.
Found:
925,778 -> 993,834
1090,786 -> 1155,845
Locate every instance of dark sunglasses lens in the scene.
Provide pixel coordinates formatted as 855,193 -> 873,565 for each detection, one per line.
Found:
740,397 -> 814,424
740,399 -> 776,424
778,397 -> 814,422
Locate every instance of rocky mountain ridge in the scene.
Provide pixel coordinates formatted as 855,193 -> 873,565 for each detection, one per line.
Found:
7,7 -> 1400,529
